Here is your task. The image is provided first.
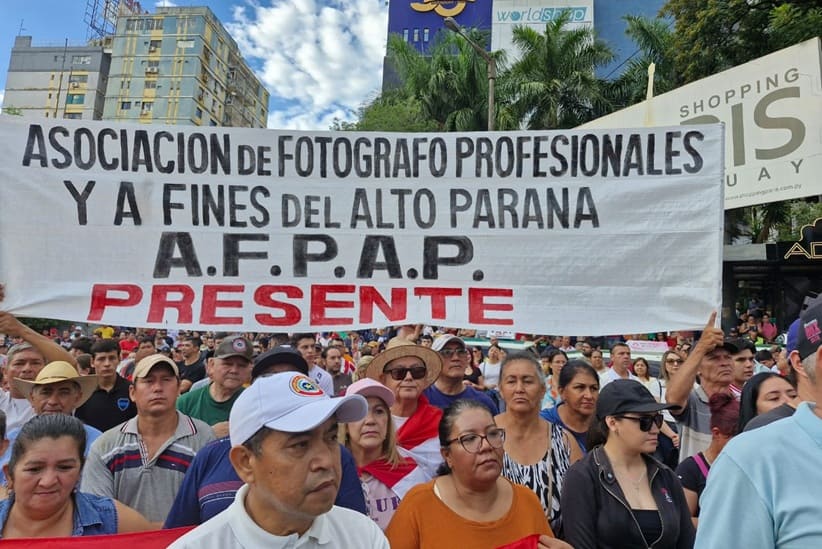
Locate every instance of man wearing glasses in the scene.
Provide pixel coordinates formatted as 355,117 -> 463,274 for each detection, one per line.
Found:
425,335 -> 498,414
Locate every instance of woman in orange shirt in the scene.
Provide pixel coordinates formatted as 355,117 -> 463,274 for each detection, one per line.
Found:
386,399 -> 571,549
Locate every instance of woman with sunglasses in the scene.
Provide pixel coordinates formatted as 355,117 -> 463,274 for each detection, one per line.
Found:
386,399 -> 571,549
366,337 -> 444,479
655,350 -> 684,467
561,380 -> 694,549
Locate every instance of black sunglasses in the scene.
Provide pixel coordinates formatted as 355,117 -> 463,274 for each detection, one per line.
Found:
384,366 -> 427,381
617,414 -> 664,432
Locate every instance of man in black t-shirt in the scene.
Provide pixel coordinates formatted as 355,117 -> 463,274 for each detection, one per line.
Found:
176,335 -> 206,393
75,338 -> 137,432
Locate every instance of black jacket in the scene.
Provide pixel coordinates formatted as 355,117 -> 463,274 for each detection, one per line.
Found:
560,446 -> 695,549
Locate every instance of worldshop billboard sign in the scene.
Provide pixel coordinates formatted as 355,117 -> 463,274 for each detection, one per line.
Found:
491,0 -> 593,61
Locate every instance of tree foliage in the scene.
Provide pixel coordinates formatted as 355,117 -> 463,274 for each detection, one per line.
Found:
330,90 -> 438,132
502,10 -> 614,129
662,0 -> 822,83
387,30 -> 503,131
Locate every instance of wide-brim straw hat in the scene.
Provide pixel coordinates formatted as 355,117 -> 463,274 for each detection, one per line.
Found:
365,337 -> 442,388
12,361 -> 98,407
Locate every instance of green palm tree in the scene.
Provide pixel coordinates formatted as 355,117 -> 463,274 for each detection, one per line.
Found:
502,10 -> 614,129
607,15 -> 678,110
386,30 -> 506,131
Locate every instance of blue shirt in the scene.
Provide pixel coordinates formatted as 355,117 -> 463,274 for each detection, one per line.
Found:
696,402 -> 822,548
163,437 -> 366,528
423,385 -> 499,415
1,420 -> 101,485
0,491 -> 117,537
540,404 -> 588,455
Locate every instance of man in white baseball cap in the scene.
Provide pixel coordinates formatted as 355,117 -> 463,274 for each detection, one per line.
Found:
169,372 -> 389,548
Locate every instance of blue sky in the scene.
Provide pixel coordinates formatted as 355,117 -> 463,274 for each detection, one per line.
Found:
0,0 -> 389,129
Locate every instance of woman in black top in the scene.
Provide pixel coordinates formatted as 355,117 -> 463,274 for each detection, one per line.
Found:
561,380 -> 694,549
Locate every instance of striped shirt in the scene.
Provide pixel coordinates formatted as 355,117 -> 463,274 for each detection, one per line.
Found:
80,411 -> 215,522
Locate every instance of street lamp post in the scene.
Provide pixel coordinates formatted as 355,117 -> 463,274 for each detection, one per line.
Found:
443,16 -> 496,131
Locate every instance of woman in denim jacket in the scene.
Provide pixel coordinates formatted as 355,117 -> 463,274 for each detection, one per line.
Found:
0,414 -> 151,538
560,380 -> 694,549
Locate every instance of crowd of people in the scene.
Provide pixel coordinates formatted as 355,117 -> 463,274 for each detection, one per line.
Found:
0,282 -> 820,548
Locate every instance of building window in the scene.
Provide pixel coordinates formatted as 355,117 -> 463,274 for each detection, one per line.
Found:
141,102 -> 153,114
403,28 -> 409,41
72,55 -> 91,65
147,60 -> 159,68
69,74 -> 89,83
121,101 -> 132,110
413,29 -> 420,42
195,107 -> 203,119
210,118 -> 218,126
65,113 -> 82,119
423,28 -> 430,42
177,39 -> 194,49
66,94 -> 85,105
145,80 -> 157,89
149,40 -> 161,52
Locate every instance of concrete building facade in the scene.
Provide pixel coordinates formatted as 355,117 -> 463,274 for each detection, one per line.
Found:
3,35 -> 110,120
103,6 -> 268,127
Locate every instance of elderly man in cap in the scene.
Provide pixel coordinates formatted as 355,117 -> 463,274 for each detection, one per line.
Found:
425,334 -> 498,414
696,297 -> 822,548
0,361 -> 100,486
169,372 -> 387,548
81,354 -> 215,525
366,337 -> 443,479
164,346 -> 366,529
176,334 -> 253,438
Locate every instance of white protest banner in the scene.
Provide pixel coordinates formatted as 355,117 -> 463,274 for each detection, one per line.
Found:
582,38 -> 822,210
0,118 -> 723,334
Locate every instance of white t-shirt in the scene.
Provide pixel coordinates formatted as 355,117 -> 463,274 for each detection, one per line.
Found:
481,361 -> 502,388
169,483 -> 389,549
0,391 -> 35,432
361,473 -> 400,530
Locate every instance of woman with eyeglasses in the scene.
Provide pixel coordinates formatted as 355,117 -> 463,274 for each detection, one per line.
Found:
675,392 -> 739,527
386,399 -> 571,549
366,337 -> 444,480
561,380 -> 694,549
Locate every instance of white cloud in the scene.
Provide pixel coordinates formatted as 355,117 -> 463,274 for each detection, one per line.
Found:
226,0 -> 389,130
155,1 -> 178,7
0,90 -> 5,113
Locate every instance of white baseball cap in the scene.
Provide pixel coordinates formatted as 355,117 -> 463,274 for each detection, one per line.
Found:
229,372 -> 368,447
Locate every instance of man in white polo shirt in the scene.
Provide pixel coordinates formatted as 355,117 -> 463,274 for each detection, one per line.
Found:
169,372 -> 388,548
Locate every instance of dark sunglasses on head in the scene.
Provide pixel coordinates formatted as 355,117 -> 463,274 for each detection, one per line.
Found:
384,366 -> 427,380
617,414 -> 664,432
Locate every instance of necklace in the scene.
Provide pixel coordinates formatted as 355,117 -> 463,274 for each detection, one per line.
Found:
618,467 -> 647,491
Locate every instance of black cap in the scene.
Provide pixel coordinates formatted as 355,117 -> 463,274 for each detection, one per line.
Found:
797,301 -> 822,360
722,337 -> 755,355
596,380 -> 679,420
252,346 -> 309,379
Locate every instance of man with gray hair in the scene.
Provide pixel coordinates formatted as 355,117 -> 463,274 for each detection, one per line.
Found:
696,297 -> 822,548
0,285 -> 77,430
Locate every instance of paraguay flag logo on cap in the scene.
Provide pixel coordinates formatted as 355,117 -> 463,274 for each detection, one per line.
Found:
290,374 -> 324,397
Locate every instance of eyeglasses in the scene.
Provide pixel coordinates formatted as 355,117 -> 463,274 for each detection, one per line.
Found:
665,358 -> 684,365
617,414 -> 664,432
384,366 -> 427,381
445,428 -> 506,453
439,348 -> 470,357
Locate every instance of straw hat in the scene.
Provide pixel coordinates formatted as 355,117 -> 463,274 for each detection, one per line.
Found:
365,337 -> 442,388
12,361 -> 98,407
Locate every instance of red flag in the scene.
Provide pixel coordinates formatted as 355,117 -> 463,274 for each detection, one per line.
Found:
496,534 -> 541,549
0,527 -> 194,547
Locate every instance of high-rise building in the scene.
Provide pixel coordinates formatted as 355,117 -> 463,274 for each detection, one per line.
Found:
103,6 -> 269,127
2,5 -> 268,128
3,35 -> 110,120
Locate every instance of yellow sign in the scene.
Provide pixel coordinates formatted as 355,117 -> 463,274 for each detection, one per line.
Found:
410,0 -> 475,18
